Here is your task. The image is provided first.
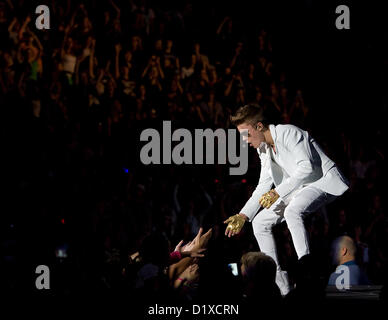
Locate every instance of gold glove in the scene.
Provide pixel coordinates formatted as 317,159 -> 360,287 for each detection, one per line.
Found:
259,189 -> 279,209
224,214 -> 246,235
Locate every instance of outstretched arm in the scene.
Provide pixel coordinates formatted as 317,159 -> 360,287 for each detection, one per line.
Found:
89,39 -> 96,79
8,17 -> 18,33
109,0 -> 121,19
224,76 -> 234,97
216,16 -> 230,35
224,146 -> 273,238
29,29 -> 43,52
239,157 -> 273,220
114,44 -> 121,80
18,15 -> 31,40
141,60 -> 151,78
168,257 -> 193,283
5,0 -> 14,10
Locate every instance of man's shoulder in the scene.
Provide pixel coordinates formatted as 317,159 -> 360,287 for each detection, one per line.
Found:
274,124 -> 303,133
273,124 -> 305,141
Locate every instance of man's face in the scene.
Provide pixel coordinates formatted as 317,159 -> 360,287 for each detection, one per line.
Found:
237,122 -> 264,149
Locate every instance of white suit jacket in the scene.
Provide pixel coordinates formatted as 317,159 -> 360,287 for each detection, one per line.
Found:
241,124 -> 349,221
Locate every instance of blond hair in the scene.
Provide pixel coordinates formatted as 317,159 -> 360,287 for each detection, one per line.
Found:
230,104 -> 269,127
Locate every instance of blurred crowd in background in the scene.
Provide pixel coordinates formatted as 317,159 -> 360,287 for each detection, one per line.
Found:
0,0 -> 386,304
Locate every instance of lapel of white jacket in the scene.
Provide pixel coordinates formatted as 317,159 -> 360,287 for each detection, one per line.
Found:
267,124 -> 285,185
258,139 -> 275,183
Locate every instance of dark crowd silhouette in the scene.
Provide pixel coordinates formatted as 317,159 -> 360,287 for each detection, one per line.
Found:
0,0 -> 386,311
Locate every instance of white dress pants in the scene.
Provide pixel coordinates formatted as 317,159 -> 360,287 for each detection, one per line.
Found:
251,186 -> 336,294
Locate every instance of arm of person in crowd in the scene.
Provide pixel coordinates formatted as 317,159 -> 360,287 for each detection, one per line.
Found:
202,55 -> 210,72
5,0 -> 14,10
235,74 -> 244,87
114,43 -> 122,80
70,3 -> 89,30
60,38 -> 66,61
78,3 -> 88,17
168,257 -> 193,283
193,227 -> 212,251
67,6 -> 78,33
129,251 -> 140,262
271,95 -> 281,112
224,75 -> 235,97
156,78 -> 163,92
60,20 -> 74,61
141,60 -> 151,78
174,240 -> 206,259
180,227 -> 212,254
176,74 -> 184,94
16,41 -> 24,63
61,3 -> 82,43
104,60 -> 113,80
111,77 -> 117,90
156,56 -> 165,79
89,39 -> 96,79
28,29 -> 43,54
216,16 -> 230,35
173,264 -> 199,289
230,51 -> 239,69
8,17 -> 17,33
75,42 -> 92,85
63,0 -> 71,16
169,228 -> 212,282
18,15 -> 31,41
190,54 -> 196,70
128,0 -> 137,12
95,68 -> 104,91
109,0 -> 121,19
201,70 -> 209,84
195,105 -> 205,123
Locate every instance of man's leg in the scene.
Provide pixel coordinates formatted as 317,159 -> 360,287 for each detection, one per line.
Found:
283,186 -> 335,260
251,197 -> 290,295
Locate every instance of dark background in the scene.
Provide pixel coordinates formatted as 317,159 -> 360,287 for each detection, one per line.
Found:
0,0 -> 386,302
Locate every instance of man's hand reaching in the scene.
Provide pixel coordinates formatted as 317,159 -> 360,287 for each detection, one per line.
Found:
224,213 -> 247,237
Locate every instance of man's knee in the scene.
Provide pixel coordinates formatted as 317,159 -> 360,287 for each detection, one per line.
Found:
252,212 -> 276,235
253,221 -> 270,235
283,205 -> 303,223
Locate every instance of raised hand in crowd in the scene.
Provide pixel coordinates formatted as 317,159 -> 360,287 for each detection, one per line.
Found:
173,263 -> 200,289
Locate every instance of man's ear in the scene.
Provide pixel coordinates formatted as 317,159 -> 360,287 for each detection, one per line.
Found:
256,122 -> 264,131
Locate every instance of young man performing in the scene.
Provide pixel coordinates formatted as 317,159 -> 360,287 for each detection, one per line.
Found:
224,104 -> 349,295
